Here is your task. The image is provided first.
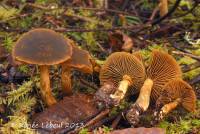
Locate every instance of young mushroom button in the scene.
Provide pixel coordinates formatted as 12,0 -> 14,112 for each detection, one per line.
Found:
12,28 -> 72,106
126,50 -> 182,126
155,79 -> 196,121
100,52 -> 146,105
61,44 -> 93,95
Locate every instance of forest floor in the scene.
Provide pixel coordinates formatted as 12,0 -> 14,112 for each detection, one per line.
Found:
0,0 -> 200,134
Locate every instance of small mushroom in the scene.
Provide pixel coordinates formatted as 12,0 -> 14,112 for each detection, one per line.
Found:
154,79 -> 196,121
100,52 -> 146,105
61,42 -> 93,95
159,0 -> 168,17
126,50 -> 182,125
12,28 -> 72,106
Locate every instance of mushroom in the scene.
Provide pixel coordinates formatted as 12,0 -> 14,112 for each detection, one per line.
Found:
61,43 -> 93,95
126,50 -> 182,125
154,79 -> 196,121
100,52 -> 146,105
159,0 -> 168,16
12,28 -> 72,106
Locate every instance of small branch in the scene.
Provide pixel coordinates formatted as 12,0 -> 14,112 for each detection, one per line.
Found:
182,62 -> 200,73
152,0 -> 182,25
111,114 -> 122,129
78,77 -> 99,90
26,3 -> 134,16
190,75 -> 200,85
69,109 -> 110,134
54,24 -> 151,32
148,6 -> 160,23
174,0 -> 199,18
172,51 -> 200,61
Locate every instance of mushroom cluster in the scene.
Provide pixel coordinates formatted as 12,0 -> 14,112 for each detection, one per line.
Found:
98,50 -> 196,126
12,28 -> 93,106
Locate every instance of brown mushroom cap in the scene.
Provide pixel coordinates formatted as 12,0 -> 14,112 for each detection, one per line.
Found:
147,50 -> 182,101
157,79 -> 196,112
12,28 -> 72,65
100,52 -> 146,94
67,45 -> 93,74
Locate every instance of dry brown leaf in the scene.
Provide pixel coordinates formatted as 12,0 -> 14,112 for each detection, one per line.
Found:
109,31 -> 133,52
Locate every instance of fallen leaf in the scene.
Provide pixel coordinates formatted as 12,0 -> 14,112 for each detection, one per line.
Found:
109,31 -> 133,52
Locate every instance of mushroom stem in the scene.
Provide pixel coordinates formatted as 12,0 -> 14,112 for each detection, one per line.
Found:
159,0 -> 168,16
61,63 -> 72,95
160,98 -> 181,115
110,75 -> 132,105
135,78 -> 154,111
39,65 -> 57,106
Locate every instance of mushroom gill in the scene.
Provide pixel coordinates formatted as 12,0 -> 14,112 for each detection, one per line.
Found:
100,52 -> 146,105
126,50 -> 182,125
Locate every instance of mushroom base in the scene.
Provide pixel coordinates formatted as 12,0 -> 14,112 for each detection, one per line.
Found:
110,75 -> 132,106
155,98 -> 181,121
126,78 -> 153,126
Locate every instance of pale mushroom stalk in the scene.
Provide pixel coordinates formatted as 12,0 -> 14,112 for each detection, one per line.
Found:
110,75 -> 133,105
135,78 -> 153,111
159,0 -> 168,16
40,65 -> 57,106
154,79 -> 196,121
160,98 -> 181,115
61,63 -> 72,95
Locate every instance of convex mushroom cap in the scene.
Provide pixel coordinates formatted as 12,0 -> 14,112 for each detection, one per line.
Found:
67,45 -> 93,73
61,38 -> 93,95
157,79 -> 196,112
13,28 -> 72,65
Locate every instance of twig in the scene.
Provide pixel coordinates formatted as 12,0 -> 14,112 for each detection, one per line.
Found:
174,0 -> 199,18
88,112 -> 119,131
182,62 -> 200,73
190,75 -> 200,85
172,51 -> 200,61
111,114 -> 122,129
69,109 -> 110,134
152,0 -> 182,25
148,6 -> 160,23
55,24 -> 151,32
26,3 -> 134,16
78,77 -> 99,90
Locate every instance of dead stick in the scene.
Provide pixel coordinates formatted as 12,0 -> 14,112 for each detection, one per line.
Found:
172,51 -> 200,61
78,77 -> 99,90
111,114 -> 122,129
26,3 -> 134,15
69,109 -> 110,134
54,24 -> 151,32
182,62 -> 200,73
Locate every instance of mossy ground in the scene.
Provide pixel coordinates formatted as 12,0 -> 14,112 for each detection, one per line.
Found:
0,0 -> 200,134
